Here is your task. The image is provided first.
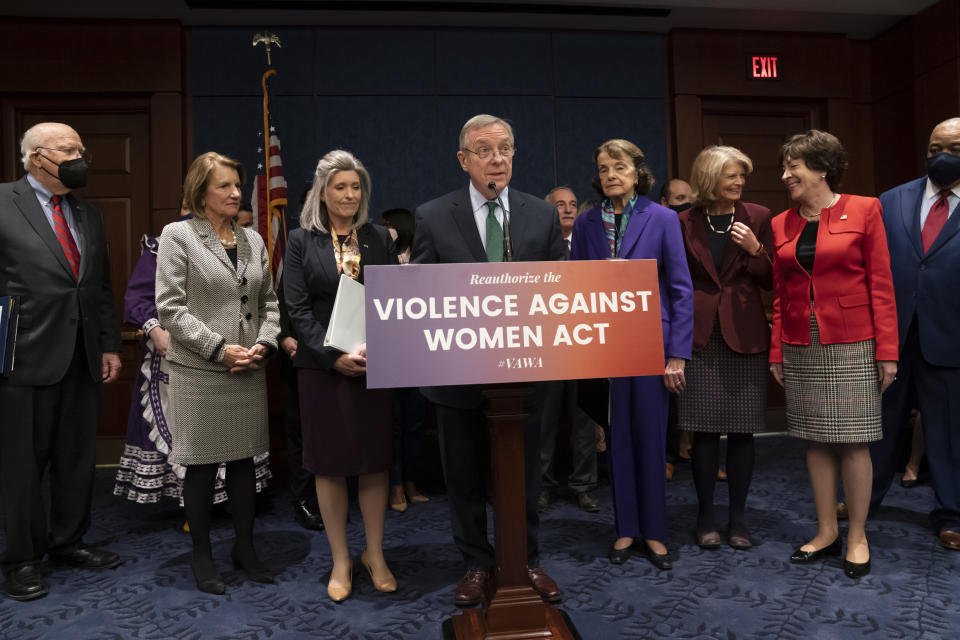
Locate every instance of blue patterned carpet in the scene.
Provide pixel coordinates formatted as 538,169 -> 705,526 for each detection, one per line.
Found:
1,434 -> 958,640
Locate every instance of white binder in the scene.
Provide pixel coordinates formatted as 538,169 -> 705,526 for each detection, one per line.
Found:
323,274 -> 365,353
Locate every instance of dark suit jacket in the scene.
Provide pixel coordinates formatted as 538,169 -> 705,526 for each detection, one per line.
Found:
411,186 -> 565,409
770,194 -> 898,363
881,177 -> 960,367
0,176 -> 120,386
678,201 -> 773,354
284,222 -> 397,371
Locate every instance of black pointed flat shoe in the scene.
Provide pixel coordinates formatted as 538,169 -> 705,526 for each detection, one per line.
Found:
608,543 -> 631,565
790,537 -> 841,564
634,541 -> 672,570
843,558 -> 871,578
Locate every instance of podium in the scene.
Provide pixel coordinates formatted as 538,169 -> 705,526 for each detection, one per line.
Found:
444,383 -> 579,640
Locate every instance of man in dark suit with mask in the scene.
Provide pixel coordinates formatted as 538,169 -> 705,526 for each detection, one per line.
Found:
411,114 -> 565,607
870,117 -> 960,551
0,122 -> 123,601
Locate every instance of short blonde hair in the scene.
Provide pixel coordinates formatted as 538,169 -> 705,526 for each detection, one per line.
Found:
300,150 -> 371,233
690,146 -> 753,208
182,152 -> 245,219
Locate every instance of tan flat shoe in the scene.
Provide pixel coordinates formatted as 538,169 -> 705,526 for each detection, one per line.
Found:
389,486 -> 408,512
361,550 -> 397,593
404,482 -> 429,503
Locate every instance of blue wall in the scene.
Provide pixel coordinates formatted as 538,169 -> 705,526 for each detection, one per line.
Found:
191,27 -> 667,225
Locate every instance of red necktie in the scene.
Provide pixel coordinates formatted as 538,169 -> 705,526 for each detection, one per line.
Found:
51,195 -> 81,280
922,189 -> 951,253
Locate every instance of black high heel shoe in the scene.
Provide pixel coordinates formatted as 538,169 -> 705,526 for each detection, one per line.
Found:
191,557 -> 225,595
790,537 -> 841,564
231,547 -> 274,584
843,558 -> 871,578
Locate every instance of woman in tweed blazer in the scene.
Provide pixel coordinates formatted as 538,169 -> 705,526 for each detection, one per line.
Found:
157,152 -> 280,595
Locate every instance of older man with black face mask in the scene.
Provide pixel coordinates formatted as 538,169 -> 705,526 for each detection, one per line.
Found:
0,122 -> 123,601
870,117 -> 960,552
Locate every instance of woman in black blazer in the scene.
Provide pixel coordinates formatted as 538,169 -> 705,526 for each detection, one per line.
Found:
283,150 -> 398,602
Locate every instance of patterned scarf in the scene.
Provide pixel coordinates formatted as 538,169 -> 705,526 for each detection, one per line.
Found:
600,195 -> 638,257
333,229 -> 361,280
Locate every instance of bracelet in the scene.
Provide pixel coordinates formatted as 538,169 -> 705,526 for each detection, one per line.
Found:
753,242 -> 765,256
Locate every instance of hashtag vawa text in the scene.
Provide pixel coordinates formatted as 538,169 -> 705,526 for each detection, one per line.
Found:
371,287 -> 654,352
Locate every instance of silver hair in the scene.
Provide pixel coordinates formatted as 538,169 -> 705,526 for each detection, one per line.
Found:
458,114 -> 514,150
20,124 -> 51,170
544,185 -> 576,203
299,150 -> 371,233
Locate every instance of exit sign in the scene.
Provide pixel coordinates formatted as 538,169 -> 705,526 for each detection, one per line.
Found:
748,55 -> 780,80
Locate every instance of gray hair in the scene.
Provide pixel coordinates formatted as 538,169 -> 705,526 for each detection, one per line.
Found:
545,185 -> 576,204
458,114 -> 514,150
299,149 -> 371,233
20,123 -> 56,170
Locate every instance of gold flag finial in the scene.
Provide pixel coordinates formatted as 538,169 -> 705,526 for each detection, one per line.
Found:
252,31 -> 281,66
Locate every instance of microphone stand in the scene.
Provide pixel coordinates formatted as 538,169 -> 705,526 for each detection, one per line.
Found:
487,181 -> 513,262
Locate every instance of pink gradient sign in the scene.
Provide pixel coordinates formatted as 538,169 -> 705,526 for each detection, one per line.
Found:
364,260 -> 664,389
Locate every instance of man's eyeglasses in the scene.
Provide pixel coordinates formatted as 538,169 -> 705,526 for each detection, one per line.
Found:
35,146 -> 91,162
462,144 -> 516,160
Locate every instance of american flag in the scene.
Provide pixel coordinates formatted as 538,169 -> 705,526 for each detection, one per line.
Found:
251,68 -> 287,285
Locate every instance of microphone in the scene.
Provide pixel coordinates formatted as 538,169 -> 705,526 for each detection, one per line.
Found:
487,181 -> 513,262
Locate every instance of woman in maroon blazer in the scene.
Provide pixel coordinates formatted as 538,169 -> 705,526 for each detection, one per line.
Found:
677,146 -> 773,550
770,130 -> 898,579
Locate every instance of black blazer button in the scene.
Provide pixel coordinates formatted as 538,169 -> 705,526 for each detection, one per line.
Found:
241,277 -> 248,285
245,312 -> 252,320
241,295 -> 249,303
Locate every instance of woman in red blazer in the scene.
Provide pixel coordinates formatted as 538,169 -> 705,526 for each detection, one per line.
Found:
770,130 -> 898,579
677,146 -> 773,551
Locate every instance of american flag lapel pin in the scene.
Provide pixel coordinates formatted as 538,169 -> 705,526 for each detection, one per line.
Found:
840,214 -> 848,220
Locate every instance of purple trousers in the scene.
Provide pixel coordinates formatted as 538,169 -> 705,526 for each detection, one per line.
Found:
609,375 -> 669,542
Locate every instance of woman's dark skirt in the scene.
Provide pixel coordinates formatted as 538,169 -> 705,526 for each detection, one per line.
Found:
678,324 -> 767,434
298,368 -> 393,477
782,311 -> 882,444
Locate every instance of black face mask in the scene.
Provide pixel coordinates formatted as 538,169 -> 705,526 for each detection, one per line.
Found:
38,153 -> 88,189
669,202 -> 692,213
926,152 -> 960,188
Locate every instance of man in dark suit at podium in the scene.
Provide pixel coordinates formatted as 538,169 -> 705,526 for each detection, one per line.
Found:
411,114 -> 565,607
0,122 -> 123,601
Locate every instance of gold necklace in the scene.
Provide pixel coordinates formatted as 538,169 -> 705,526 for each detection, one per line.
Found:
800,193 -> 839,220
705,213 -> 733,234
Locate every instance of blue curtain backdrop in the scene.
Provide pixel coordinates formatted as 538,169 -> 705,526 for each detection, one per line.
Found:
191,27 -> 667,226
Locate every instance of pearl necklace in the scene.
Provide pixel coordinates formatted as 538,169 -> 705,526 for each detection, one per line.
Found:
705,208 -> 734,235
219,229 -> 237,249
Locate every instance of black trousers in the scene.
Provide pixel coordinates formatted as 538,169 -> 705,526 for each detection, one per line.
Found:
0,333 -> 100,568
435,383 -> 544,571
871,321 -> 960,531
279,354 -> 313,505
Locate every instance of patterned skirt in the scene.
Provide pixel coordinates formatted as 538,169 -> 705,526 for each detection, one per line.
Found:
113,339 -> 270,504
677,323 -> 767,434
782,311 -> 881,443
168,361 -> 270,466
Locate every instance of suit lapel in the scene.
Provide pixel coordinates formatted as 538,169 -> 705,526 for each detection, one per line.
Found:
619,196 -> 653,258
451,188 -> 487,261
190,217 -> 235,273
505,190 -> 526,259
686,208 -> 720,286
235,225 -> 251,281
902,182 -> 924,259
315,230 -> 339,282
12,177 -> 75,280
717,202 -> 749,280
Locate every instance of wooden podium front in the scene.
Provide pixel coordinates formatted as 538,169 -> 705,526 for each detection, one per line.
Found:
445,384 -> 578,640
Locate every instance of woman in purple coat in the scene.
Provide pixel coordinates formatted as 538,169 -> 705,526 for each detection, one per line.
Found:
570,139 -> 694,570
